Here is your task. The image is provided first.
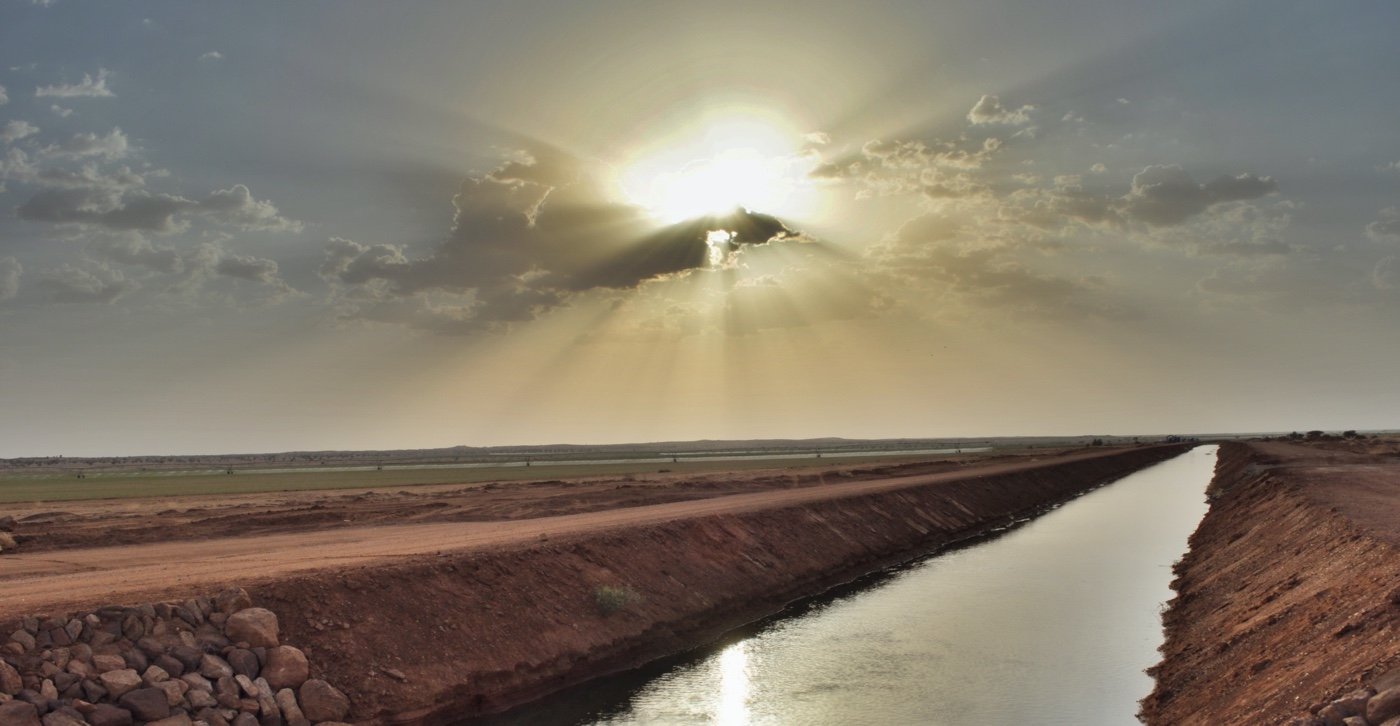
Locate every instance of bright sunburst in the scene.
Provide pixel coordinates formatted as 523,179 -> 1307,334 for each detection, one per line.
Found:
617,115 -> 819,222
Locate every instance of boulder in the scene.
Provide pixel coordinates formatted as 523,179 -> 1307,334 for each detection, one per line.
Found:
84,704 -> 133,726
38,709 -> 84,726
154,678 -> 189,707
8,633 -> 34,654
0,662 -> 20,696
261,648 -> 308,691
273,690 -> 307,726
214,589 -> 253,616
252,679 -> 278,719
231,713 -> 258,726
234,676 -> 259,699
1376,669 -> 1400,695
1371,687 -> 1400,725
225,610 -> 278,649
0,701 -> 40,726
227,651 -> 260,680
171,647 -> 204,673
181,674 -> 214,694
80,681 -> 108,703
156,655 -> 187,678
149,713 -> 193,726
200,655 -> 235,681
188,689 -> 219,710
62,661 -> 90,680
144,665 -> 172,685
136,638 -> 166,660
118,687 -> 172,722
97,670 -> 142,700
91,654 -> 126,674
296,680 -> 348,724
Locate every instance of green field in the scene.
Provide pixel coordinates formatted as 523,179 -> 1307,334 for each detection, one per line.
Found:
0,452 -> 959,504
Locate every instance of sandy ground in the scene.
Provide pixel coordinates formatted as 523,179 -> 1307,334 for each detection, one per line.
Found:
0,447 -> 1105,620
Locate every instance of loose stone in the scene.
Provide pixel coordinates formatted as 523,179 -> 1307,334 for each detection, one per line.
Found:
85,704 -> 133,726
0,701 -> 41,726
261,648 -> 307,691
225,611 -> 278,650
227,651 -> 259,681
1371,686 -> 1400,725
295,680 -> 348,724
118,686 -> 171,722
199,655 -> 234,681
97,670 -> 142,700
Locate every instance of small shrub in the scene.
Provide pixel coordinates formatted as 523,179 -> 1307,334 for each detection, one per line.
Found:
0,532 -> 15,553
594,584 -> 640,616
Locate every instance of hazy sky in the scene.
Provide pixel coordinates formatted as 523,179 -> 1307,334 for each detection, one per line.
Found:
1,1 -> 1398,457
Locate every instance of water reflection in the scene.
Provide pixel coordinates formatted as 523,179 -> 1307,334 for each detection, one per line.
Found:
716,644 -> 748,725
585,446 -> 1215,725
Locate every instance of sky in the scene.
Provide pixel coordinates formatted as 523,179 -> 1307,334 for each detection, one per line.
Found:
1,1 -> 1398,457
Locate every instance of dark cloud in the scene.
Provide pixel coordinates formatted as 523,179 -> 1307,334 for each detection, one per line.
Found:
16,184 -> 297,234
1120,165 -> 1277,226
17,188 -> 192,232
215,254 -> 280,283
89,235 -> 182,274
36,263 -> 136,304
324,146 -> 807,331
0,257 -> 20,301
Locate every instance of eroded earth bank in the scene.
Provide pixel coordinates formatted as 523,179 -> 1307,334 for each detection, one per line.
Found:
1,445 -> 1184,725
1142,438 -> 1400,726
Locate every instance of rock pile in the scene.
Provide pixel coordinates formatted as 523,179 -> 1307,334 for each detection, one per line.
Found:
0,588 -> 351,726
1290,667 -> 1400,726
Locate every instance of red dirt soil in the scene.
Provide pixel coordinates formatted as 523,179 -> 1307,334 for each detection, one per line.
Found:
2,445 -> 1185,723
1141,438 -> 1400,725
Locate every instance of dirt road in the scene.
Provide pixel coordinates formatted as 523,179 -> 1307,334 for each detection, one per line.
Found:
0,447 -> 1121,620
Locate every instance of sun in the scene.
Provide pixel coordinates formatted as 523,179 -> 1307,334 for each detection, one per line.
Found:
617,116 -> 819,223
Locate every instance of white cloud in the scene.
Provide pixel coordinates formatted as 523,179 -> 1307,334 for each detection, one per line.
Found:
35,68 -> 115,98
0,257 -> 20,301
0,84 -> 8,105
41,127 -> 131,160
1090,163 -> 1107,174
200,51 -> 224,62
968,94 -> 1034,126
1366,207 -> 1400,241
1,121 -> 40,143
50,105 -> 72,117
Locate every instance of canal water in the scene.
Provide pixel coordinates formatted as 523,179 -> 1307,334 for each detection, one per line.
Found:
561,446 -> 1216,726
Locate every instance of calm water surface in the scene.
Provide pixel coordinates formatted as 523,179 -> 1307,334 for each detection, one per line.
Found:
581,446 -> 1216,726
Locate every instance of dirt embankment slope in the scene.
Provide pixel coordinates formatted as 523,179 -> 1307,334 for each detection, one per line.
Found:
1,445 -> 1183,723
226,444 -> 1181,724
1141,440 -> 1400,725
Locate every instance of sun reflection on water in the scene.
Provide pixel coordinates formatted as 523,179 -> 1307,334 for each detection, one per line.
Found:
716,642 -> 750,725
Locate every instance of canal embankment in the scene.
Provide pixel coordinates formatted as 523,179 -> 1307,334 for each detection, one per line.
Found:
233,444 -> 1185,724
1141,440 -> 1400,725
